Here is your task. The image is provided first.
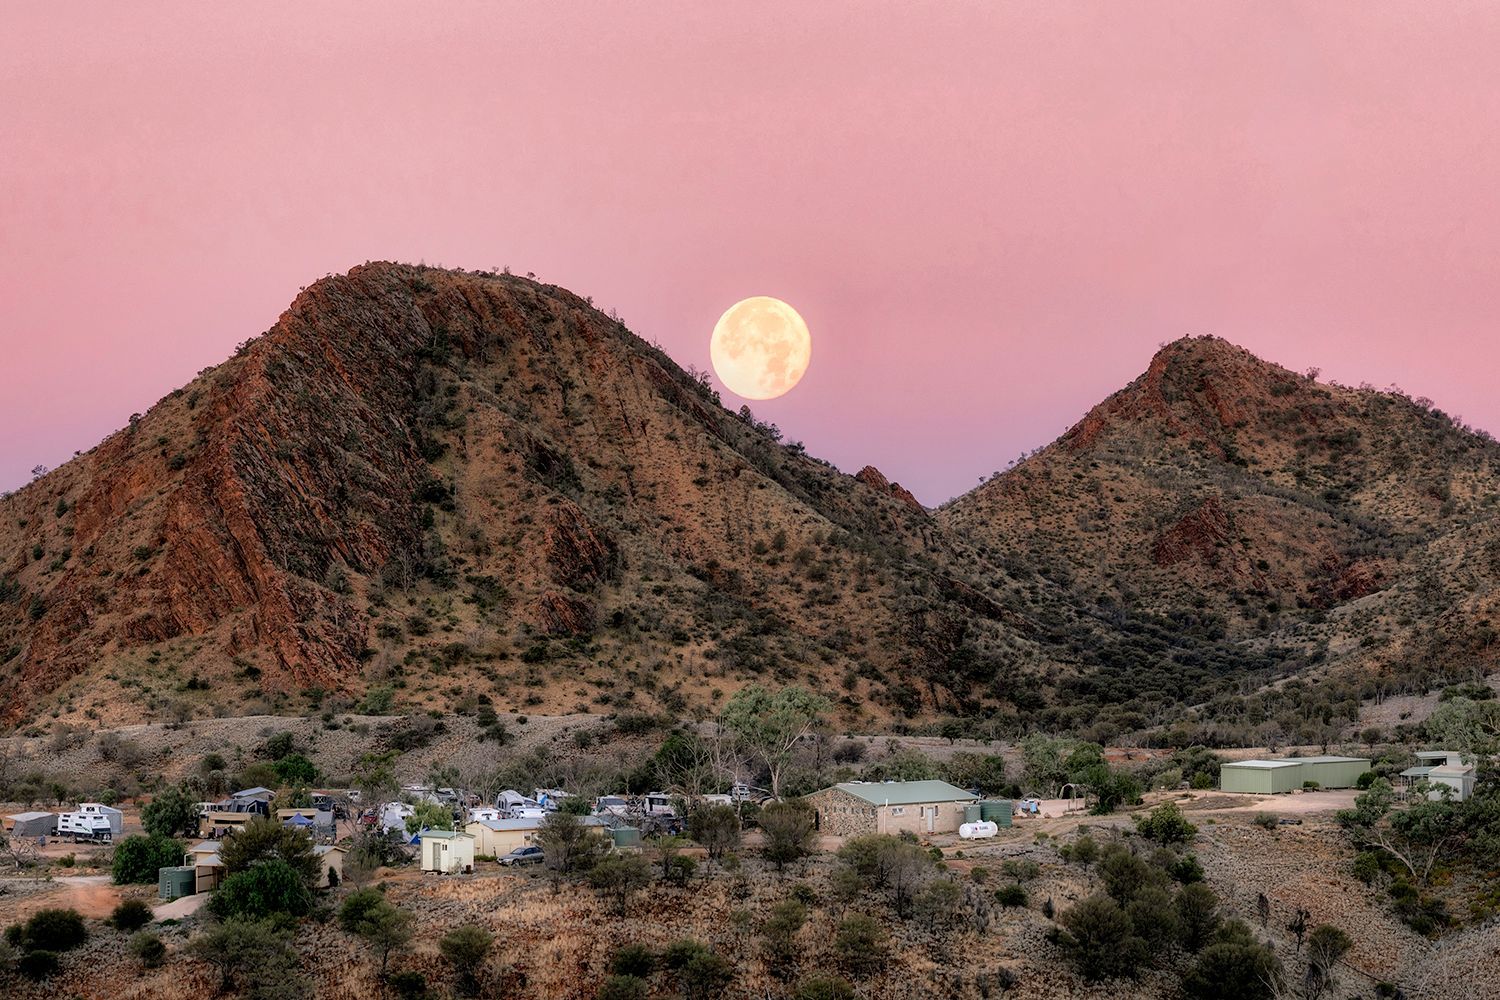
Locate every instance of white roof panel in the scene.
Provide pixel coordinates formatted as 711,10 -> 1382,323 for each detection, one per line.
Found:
1222,759 -> 1303,769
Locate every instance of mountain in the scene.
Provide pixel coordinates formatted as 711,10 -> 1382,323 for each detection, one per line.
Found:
2,270 -> 1497,740
941,336 -> 1500,724
0,263 -> 1050,730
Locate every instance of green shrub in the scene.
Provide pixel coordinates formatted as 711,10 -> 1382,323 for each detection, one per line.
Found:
1134,802 -> 1198,845
1172,854 -> 1205,884
208,860 -> 312,920
188,915 -> 305,995
660,939 -> 733,1000
389,970 -> 430,1000
439,924 -> 493,997
795,973 -> 857,1000
833,914 -> 886,978
141,785 -> 199,838
1181,921 -> 1279,999
610,943 -> 656,977
1176,883 -> 1221,952
1352,851 -> 1381,885
995,883 -> 1028,907
19,908 -> 87,952
599,975 -> 649,1000
338,888 -> 389,932
17,949 -> 59,980
1057,895 -> 1147,981
662,853 -> 698,885
130,930 -> 167,967
110,898 -> 154,932
1001,859 -> 1040,882
112,835 -> 182,884
272,753 -> 318,786
216,817 -> 320,887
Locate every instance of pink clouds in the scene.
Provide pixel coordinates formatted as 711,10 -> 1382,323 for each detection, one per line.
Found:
3,2 -> 1499,502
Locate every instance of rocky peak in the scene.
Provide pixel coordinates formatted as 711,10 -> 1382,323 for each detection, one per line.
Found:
855,465 -> 925,513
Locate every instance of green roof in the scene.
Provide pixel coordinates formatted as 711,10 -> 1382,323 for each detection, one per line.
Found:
833,781 -> 978,806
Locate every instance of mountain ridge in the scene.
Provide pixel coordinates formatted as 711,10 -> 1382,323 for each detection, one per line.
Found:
2,265 -> 1496,740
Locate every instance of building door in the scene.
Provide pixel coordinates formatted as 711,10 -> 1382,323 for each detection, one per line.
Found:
923,806 -> 936,833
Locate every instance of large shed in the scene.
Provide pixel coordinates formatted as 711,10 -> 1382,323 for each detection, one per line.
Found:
1220,756 -> 1372,793
807,780 -> 979,837
1296,756 -> 1372,789
1220,760 -> 1305,794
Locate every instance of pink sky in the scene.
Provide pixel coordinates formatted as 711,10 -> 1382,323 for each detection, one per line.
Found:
4,3 -> 1500,503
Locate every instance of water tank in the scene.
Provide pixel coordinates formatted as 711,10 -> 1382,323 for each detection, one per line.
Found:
611,826 -> 641,849
959,821 -> 998,840
963,803 -> 983,825
158,865 -> 195,900
980,800 -> 1013,827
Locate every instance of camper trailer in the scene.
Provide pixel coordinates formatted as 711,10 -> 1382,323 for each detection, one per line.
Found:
57,803 -> 122,842
534,788 -> 571,811
642,793 -> 677,817
497,790 -> 544,819
594,796 -> 631,819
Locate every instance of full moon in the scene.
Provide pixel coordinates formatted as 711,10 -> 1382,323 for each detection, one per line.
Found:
710,296 -> 812,400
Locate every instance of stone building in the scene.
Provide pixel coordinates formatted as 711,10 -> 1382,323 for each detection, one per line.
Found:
807,780 -> 978,837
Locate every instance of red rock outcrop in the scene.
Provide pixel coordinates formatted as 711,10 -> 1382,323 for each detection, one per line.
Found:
856,465 -> 925,513
1152,494 -> 1234,569
544,500 -> 616,590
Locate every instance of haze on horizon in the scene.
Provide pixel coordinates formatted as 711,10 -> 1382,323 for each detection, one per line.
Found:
4,2 -> 1500,503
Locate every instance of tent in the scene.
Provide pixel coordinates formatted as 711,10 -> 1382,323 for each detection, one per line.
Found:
5,812 -> 55,838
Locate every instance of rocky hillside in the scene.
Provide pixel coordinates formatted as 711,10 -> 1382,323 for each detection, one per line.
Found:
0,264 -> 1055,730
2,275 -> 1496,739
942,336 -> 1500,718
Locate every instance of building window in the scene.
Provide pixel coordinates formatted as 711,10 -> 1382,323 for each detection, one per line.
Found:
889,807 -> 905,816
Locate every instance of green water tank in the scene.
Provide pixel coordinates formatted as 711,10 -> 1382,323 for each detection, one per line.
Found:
963,803 -> 983,824
611,827 -> 641,849
980,800 -> 1013,827
158,865 -> 195,900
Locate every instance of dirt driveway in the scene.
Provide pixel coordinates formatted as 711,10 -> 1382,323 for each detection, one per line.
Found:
1176,788 -> 1359,816
2,875 -> 125,921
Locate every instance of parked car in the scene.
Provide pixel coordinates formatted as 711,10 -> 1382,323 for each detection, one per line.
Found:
498,846 -> 545,867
